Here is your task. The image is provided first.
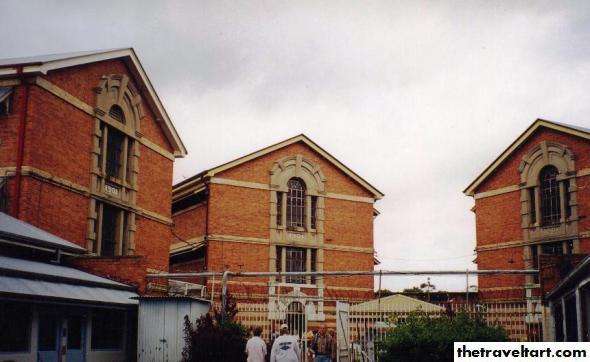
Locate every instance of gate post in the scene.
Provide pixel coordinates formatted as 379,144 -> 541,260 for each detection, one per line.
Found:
336,301 -> 350,362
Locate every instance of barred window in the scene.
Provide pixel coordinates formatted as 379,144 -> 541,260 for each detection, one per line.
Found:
311,196 -> 318,229
286,247 -> 306,284
529,188 -> 536,224
540,166 -> 561,226
287,178 -> 306,229
105,127 -> 125,179
276,192 -> 283,226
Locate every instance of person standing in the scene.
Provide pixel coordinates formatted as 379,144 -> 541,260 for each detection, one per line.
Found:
246,326 -> 267,362
270,324 -> 301,362
309,326 -> 333,362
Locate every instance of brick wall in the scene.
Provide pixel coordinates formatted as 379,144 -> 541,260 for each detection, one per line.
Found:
0,60 -> 177,294
472,127 -> 590,301
172,141 -> 377,302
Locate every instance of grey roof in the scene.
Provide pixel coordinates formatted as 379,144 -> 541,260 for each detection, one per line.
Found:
551,120 -> 590,135
0,255 -> 129,288
0,255 -> 137,305
0,48 -> 128,67
0,212 -> 85,253
0,275 -> 138,305
546,255 -> 590,300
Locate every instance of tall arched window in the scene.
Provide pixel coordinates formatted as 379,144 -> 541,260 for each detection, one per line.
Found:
540,165 -> 561,226
287,178 -> 306,229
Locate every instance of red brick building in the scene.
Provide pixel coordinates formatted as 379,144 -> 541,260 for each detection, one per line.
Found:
0,48 -> 186,293
170,135 -> 383,324
464,119 -> 590,304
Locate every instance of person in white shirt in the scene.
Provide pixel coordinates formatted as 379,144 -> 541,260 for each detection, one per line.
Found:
270,324 -> 301,362
246,326 -> 267,362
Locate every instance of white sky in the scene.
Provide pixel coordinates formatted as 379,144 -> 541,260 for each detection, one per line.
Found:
3,1 -> 590,291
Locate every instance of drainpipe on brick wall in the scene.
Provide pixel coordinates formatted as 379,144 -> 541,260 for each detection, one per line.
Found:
12,67 -> 30,218
204,181 -> 210,270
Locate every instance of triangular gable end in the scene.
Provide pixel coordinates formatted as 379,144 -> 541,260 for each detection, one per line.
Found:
176,134 -> 384,199
0,48 -> 187,157
464,118 -> 590,196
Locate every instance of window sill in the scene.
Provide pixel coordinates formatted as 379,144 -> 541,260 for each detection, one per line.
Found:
273,282 -> 318,289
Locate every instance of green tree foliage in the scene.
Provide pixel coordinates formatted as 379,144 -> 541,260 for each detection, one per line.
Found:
378,311 -> 508,362
182,294 -> 248,362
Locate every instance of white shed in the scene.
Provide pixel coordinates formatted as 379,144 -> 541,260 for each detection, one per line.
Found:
137,296 -> 210,362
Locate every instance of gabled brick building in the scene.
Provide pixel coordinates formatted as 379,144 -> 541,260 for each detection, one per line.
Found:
464,119 -> 590,304
170,135 -> 383,323
0,48 -> 186,293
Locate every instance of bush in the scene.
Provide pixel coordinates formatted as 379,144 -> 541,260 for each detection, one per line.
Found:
378,311 -> 508,362
182,295 -> 248,362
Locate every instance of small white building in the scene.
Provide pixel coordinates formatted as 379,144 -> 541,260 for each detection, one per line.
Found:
137,296 -> 210,362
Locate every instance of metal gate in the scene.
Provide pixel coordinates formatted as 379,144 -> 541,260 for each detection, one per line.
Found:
236,302 -> 308,359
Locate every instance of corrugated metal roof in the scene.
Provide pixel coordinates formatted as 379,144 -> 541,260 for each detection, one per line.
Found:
0,212 -> 85,253
0,48 -> 127,67
0,255 -> 128,288
0,275 -> 137,305
350,294 -> 444,313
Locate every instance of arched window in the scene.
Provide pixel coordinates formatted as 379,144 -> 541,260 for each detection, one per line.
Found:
540,165 -> 561,226
287,178 -> 306,229
109,105 -> 126,124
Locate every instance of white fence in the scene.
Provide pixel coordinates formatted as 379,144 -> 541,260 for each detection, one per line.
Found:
236,300 -> 542,361
346,301 -> 543,361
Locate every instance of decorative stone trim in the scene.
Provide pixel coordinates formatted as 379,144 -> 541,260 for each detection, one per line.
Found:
517,141 -> 579,286
0,166 -> 171,227
203,234 -> 374,253
207,176 -> 374,203
474,184 -> 520,200
33,76 -> 175,161
325,192 -> 374,203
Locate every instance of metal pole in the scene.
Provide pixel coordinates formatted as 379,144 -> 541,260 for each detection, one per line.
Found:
221,270 -> 231,323
465,269 -> 469,305
147,269 -> 539,279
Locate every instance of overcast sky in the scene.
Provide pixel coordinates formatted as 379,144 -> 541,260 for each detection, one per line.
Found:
3,1 -> 590,292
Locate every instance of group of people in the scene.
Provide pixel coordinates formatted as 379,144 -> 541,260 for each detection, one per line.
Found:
245,324 -> 337,362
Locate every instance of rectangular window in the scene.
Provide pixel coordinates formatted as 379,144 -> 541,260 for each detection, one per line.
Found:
566,240 -> 574,255
276,192 -> 282,226
564,294 -> 579,341
100,204 -> 119,257
554,302 -> 564,342
310,249 -> 317,284
0,302 -> 31,352
286,247 -> 306,284
38,315 -> 58,351
276,246 -> 282,275
91,309 -> 125,350
564,180 -> 572,219
541,242 -> 564,255
311,196 -> 318,229
0,87 -> 13,116
96,202 -> 129,257
106,127 -> 125,179
529,188 -> 536,224
531,245 -> 539,283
